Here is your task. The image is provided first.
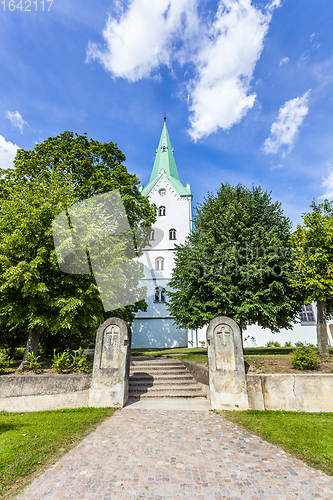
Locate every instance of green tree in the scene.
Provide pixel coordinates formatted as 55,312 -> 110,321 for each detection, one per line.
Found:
0,174 -> 100,366
289,200 -> 333,357
0,132 -> 156,363
4,130 -> 154,230
167,183 -> 303,333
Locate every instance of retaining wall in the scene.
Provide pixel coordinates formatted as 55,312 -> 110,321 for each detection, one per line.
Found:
183,360 -> 333,412
180,359 -> 209,397
246,373 -> 333,412
2,368 -> 333,413
0,374 -> 91,412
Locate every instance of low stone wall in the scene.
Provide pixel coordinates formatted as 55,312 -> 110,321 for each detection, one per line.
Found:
246,374 -> 333,412
180,359 -> 209,397
180,359 -> 333,412
2,367 -> 333,413
0,374 -> 91,412
181,359 -> 209,385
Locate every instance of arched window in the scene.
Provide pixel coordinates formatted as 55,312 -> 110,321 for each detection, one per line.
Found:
162,143 -> 167,152
158,206 -> 166,216
154,287 -> 166,303
169,228 -> 176,240
149,229 -> 155,241
155,257 -> 164,271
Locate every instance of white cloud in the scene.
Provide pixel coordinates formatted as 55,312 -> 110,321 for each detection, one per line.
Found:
263,90 -> 311,156
279,57 -> 289,66
86,0 -> 199,82
5,110 -> 27,133
0,135 -> 19,169
87,0 -> 280,140
187,0 -> 280,141
320,166 -> 333,200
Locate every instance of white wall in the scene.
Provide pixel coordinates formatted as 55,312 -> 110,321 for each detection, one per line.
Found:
132,172 -> 192,348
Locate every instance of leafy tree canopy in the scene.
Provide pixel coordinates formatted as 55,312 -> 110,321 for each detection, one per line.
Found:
167,183 -> 303,332
289,200 -> 333,356
289,200 -> 333,306
0,130 -> 155,230
0,174 -> 100,354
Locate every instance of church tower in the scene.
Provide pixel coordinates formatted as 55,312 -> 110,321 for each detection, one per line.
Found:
132,119 -> 192,348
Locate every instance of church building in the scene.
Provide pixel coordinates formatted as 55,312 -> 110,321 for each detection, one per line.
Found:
131,119 -> 193,348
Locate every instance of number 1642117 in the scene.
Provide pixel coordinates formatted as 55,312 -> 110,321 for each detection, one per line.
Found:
2,0 -> 53,10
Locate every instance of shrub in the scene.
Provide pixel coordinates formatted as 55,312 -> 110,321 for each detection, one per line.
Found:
291,345 -> 319,371
295,341 -> 305,347
71,347 -> 90,372
266,340 -> 281,347
26,352 -> 43,372
199,341 -> 206,348
188,340 -> 194,347
0,351 -> 11,374
52,349 -> 71,373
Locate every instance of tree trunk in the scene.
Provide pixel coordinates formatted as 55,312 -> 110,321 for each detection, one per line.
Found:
18,327 -> 41,369
316,300 -> 329,357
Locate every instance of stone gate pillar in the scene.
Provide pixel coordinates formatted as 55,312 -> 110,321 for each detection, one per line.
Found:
89,317 -> 131,408
207,316 -> 249,411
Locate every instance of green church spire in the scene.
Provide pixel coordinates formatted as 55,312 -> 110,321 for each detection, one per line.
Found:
141,120 -> 192,198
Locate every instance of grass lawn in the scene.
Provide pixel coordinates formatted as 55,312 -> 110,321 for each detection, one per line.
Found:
0,407 -> 117,499
220,410 -> 333,476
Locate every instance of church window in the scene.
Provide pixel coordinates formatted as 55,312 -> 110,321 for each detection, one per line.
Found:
149,229 -> 155,241
169,228 -> 176,240
155,257 -> 164,271
299,304 -> 316,324
159,188 -> 166,196
154,287 -> 166,303
162,143 -> 167,152
158,206 -> 166,216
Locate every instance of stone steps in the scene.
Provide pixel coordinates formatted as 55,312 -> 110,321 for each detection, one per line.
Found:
128,356 -> 207,400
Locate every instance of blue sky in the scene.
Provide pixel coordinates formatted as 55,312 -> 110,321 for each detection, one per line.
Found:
1,0 -> 333,227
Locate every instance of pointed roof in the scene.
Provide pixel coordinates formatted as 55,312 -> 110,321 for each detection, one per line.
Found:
141,121 -> 192,198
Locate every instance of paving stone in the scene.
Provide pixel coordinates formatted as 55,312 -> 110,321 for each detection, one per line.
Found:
17,409 -> 333,499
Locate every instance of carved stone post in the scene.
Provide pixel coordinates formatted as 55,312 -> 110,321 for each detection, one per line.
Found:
89,318 -> 131,408
207,316 -> 249,410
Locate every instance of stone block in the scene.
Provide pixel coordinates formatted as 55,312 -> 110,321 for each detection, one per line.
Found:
89,317 -> 131,408
207,316 -> 249,410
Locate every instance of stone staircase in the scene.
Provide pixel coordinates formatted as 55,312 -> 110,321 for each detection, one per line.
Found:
129,356 -> 207,399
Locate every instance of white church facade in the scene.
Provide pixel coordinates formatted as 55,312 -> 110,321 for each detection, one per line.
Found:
131,121 -> 333,349
131,120 -> 193,348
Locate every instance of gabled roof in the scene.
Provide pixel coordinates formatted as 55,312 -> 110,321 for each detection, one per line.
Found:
141,121 -> 192,198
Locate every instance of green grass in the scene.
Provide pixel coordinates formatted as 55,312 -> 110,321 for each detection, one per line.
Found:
173,352 -> 208,366
0,407 -> 117,498
221,410 -> 333,476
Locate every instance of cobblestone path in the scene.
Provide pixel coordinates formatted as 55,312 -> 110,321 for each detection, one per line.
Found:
18,408 -> 333,499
